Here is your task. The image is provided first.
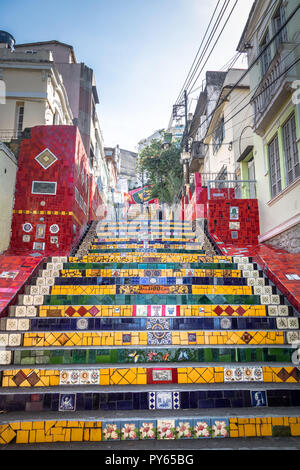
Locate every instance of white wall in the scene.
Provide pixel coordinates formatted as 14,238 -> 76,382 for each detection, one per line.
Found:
0,144 -> 17,253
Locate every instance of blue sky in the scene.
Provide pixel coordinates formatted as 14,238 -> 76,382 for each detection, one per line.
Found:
2,0 -> 254,151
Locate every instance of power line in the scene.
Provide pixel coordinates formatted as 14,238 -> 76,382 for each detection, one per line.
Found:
179,0 -> 279,103
203,55 -> 300,144
186,0 -> 239,96
168,0 -> 232,128
194,2 -> 300,138
174,0 -> 222,106
210,40 -> 300,132
176,0 -> 232,105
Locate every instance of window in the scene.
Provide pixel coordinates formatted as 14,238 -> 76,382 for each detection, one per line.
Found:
282,113 -> 300,186
32,181 -> 57,195
268,135 -> 282,198
260,29 -> 272,75
15,102 -> 24,138
212,117 -> 224,155
273,1 -> 287,50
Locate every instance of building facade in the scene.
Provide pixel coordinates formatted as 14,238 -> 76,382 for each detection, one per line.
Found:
0,35 -> 110,251
202,69 -> 254,195
0,143 -> 17,253
237,0 -> 300,252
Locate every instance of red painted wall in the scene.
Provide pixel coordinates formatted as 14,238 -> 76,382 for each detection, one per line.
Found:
9,125 -> 90,256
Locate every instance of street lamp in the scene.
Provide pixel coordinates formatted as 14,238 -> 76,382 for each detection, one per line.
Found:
180,151 -> 190,189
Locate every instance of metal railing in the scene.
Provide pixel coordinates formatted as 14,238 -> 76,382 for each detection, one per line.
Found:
0,129 -> 22,142
200,172 -> 237,188
207,179 -> 257,199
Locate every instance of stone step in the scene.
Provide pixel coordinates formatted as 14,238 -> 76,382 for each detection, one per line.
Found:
0,409 -> 300,446
2,364 -> 299,388
1,315 -> 298,331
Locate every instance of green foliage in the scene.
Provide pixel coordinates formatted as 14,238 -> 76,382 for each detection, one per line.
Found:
138,132 -> 183,205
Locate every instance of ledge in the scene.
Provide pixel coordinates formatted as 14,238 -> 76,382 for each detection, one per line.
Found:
267,177 -> 300,207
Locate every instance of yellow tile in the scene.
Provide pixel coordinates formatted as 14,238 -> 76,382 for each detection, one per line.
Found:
20,421 -> 32,430
0,426 -> 16,444
272,417 -> 284,426
9,422 -> 21,430
90,428 -> 102,441
290,424 -> 300,436
16,430 -> 29,444
45,421 -> 56,434
260,424 -> 272,436
244,424 -> 256,437
29,430 -> 36,443
51,427 -> 63,435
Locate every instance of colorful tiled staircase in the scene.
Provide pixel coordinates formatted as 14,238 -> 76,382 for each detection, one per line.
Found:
0,218 -> 300,448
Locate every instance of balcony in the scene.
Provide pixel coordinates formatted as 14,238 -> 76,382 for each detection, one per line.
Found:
251,43 -> 298,136
0,129 -> 23,142
189,141 -> 208,172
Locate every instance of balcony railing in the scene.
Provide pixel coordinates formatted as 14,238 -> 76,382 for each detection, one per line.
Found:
0,129 -> 23,142
251,43 -> 297,134
207,179 -> 257,200
200,172 -> 237,188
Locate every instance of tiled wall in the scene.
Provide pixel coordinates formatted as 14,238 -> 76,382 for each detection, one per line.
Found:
1,417 -> 300,444
1,389 -> 300,412
208,199 -> 259,245
9,126 -> 90,256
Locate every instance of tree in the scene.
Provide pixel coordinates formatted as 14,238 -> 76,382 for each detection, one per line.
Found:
137,131 -> 183,205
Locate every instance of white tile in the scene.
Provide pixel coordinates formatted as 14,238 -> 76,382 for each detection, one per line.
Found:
23,295 -> 33,306
15,306 -> 27,317
287,331 -> 300,345
40,286 -> 50,295
270,295 -> 280,305
45,277 -> 55,286
36,277 -> 45,286
254,286 -> 263,295
278,305 -> 289,316
276,317 -> 288,329
6,319 -> 18,331
18,318 -> 30,330
263,286 -> 273,295
30,285 -> 40,295
0,350 -> 12,365
288,317 -> 299,329
260,295 -> 271,305
8,333 -> 21,346
26,306 -> 37,317
0,334 -> 9,347
33,295 -> 44,306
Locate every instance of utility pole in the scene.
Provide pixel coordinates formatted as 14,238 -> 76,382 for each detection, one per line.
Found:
183,90 -> 190,189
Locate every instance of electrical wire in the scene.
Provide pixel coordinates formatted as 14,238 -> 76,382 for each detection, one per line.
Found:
174,0 -> 222,106
176,0 -> 232,105
195,2 -> 300,137
186,0 -> 239,96
170,0 -> 280,125
203,55 -> 300,143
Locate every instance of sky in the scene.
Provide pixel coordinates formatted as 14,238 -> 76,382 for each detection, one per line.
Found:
1,0 -> 254,152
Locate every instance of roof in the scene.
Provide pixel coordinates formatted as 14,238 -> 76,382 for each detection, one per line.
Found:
15,40 -> 77,63
236,0 -> 257,52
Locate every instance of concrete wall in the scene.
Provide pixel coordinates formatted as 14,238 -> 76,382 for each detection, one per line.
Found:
0,143 -> 17,253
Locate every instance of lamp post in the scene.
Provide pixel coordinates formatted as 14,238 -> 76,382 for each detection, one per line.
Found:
180,150 -> 190,194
